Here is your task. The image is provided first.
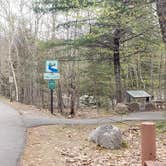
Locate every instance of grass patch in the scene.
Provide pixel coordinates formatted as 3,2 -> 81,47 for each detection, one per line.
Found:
121,141 -> 128,149
156,121 -> 166,133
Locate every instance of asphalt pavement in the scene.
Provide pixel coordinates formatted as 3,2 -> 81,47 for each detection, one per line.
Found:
0,101 -> 165,166
22,110 -> 166,128
0,102 -> 26,166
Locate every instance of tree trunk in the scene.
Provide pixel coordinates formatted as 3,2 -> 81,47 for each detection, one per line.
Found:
70,83 -> 76,116
76,62 -> 80,109
150,54 -> 154,96
156,0 -> 166,101
164,55 -> 166,100
156,0 -> 166,43
8,38 -> 19,102
113,29 -> 122,103
57,81 -> 64,113
158,53 -> 163,99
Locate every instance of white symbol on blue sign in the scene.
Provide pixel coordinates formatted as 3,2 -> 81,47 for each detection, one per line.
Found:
46,60 -> 59,73
48,63 -> 58,73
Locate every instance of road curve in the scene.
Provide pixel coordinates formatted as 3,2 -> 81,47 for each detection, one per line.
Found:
22,111 -> 166,128
0,101 -> 165,166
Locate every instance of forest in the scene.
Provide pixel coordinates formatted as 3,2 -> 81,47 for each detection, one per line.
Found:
0,0 -> 165,115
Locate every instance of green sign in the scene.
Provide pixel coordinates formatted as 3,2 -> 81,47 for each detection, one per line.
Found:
48,80 -> 56,89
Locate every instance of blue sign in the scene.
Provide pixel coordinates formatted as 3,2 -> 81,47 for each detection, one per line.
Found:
46,60 -> 58,73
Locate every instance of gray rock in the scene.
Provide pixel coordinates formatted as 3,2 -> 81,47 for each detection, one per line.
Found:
80,95 -> 96,106
115,103 -> 129,114
89,125 -> 122,149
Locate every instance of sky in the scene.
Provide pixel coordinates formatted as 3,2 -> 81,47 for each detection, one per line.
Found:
0,0 -> 94,40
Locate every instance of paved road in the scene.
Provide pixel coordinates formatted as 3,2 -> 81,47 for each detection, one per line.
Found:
0,101 -> 165,166
0,102 -> 26,166
23,111 -> 166,128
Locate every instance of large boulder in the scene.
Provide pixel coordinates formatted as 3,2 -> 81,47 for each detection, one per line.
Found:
115,103 -> 129,114
89,125 -> 122,149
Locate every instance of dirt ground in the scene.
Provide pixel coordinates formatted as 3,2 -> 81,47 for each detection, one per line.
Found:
20,122 -> 166,166
0,96 -> 116,119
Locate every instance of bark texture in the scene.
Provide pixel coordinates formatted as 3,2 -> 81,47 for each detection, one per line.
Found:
156,0 -> 166,43
156,0 -> 166,100
113,29 -> 122,103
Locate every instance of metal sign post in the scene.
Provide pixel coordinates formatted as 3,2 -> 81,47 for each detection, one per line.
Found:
48,80 -> 56,114
50,89 -> 54,114
44,60 -> 60,115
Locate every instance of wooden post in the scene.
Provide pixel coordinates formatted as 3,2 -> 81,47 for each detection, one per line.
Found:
141,122 -> 156,166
